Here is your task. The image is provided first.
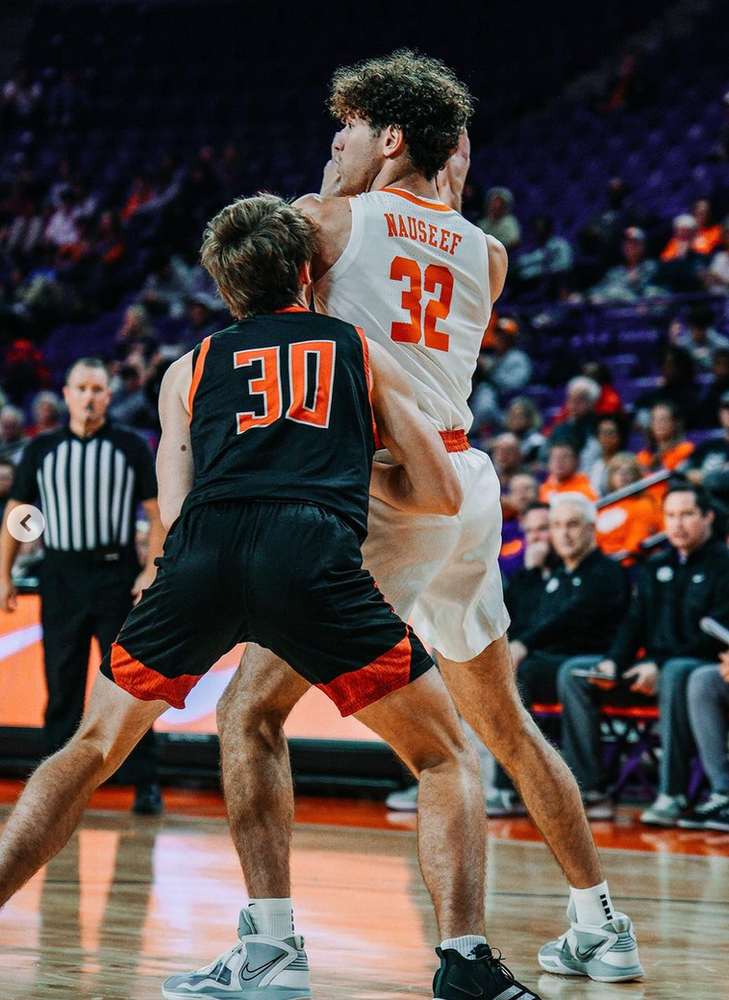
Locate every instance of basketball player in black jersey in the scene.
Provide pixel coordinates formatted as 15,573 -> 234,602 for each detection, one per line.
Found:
0,195 -> 511,1000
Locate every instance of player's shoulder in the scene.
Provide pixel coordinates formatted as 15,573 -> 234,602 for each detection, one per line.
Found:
294,193 -> 351,225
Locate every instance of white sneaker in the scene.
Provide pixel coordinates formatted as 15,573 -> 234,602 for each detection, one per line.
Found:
640,793 -> 687,827
385,783 -> 419,811
538,901 -> 644,983
162,908 -> 311,999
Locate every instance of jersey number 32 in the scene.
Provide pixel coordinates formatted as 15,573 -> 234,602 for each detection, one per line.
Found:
390,256 -> 453,352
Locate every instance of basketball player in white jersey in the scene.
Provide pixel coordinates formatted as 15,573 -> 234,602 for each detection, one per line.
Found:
168,51 -> 643,998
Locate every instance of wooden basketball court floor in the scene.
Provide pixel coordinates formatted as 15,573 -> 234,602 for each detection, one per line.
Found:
0,783 -> 727,1000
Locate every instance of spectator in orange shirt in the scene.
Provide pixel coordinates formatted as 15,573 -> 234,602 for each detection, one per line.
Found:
661,201 -> 722,261
691,198 -> 722,255
596,453 -> 663,561
540,440 -> 598,503
637,402 -> 695,476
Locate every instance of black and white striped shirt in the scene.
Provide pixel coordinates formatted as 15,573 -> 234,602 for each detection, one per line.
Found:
11,422 -> 157,552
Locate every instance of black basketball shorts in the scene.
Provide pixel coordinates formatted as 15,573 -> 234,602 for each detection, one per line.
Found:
99,499 -> 434,716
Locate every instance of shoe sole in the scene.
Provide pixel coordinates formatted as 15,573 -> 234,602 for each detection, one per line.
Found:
640,815 -> 679,827
162,990 -> 311,1000
677,819 -> 709,829
706,820 -> 729,832
539,953 -> 644,983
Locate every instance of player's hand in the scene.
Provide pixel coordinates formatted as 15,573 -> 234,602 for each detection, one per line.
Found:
624,661 -> 659,695
588,659 -> 618,690
320,159 -> 342,197
131,567 -> 156,605
509,639 -> 528,669
0,576 -> 18,613
719,651 -> 729,683
436,129 -> 470,210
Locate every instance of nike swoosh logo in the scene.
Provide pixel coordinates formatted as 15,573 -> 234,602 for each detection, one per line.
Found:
240,956 -> 283,981
574,944 -> 603,962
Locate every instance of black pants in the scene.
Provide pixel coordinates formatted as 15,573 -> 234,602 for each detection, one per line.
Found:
39,552 -> 157,784
493,650 -> 565,792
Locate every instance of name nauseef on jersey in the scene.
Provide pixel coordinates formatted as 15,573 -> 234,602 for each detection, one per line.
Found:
383,212 -> 463,256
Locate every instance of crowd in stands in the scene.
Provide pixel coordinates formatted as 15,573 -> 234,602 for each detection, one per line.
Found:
2,21 -> 729,833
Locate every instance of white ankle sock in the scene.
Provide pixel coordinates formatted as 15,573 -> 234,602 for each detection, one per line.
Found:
248,898 -> 295,939
570,881 -> 615,926
440,935 -> 488,959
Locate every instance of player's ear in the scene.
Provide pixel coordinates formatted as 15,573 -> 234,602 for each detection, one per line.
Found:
381,125 -> 406,160
300,260 -> 312,286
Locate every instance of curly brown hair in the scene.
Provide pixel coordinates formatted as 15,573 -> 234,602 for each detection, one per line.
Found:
328,49 -> 475,181
200,194 -> 317,318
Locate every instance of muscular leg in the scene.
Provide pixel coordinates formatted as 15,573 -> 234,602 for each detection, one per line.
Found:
0,674 -> 167,907
219,645 -> 486,939
217,643 -> 310,899
439,634 -> 603,889
356,669 -> 486,938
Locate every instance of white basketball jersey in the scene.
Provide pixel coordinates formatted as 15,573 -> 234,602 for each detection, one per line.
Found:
313,187 -> 492,431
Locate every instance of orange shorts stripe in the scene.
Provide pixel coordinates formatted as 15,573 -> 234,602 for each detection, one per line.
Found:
109,641 -> 199,710
316,632 -> 414,716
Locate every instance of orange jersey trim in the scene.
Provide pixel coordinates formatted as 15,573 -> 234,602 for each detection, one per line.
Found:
110,642 -> 199,710
355,327 -> 382,449
275,305 -> 309,313
188,335 -> 212,418
440,429 -> 469,453
379,187 -> 453,213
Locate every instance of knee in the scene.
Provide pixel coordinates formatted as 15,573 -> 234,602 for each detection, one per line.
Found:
687,665 -> 720,704
216,686 -> 286,750
415,734 -> 480,782
658,659 -> 700,697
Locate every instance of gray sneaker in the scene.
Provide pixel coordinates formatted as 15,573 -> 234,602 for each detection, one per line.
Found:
385,783 -> 419,811
678,793 -> 729,829
640,793 -> 687,827
538,901 -> 644,983
162,909 -> 311,999
484,789 -> 527,817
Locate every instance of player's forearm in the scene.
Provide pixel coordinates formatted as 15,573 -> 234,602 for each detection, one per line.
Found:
0,503 -> 22,581
144,505 -> 167,569
370,461 -> 461,516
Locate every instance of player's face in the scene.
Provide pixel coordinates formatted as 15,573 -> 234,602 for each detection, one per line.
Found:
331,117 -> 382,195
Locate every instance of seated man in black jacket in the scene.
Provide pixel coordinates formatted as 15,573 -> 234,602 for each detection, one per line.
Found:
558,482 -> 729,827
490,492 -> 630,815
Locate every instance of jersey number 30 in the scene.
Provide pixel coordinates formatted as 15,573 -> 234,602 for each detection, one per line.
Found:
234,340 -> 336,434
390,256 -> 453,352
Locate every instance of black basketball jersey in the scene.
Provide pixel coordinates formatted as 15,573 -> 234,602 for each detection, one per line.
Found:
184,307 -> 377,541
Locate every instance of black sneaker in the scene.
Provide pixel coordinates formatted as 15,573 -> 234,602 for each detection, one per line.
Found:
132,781 -> 163,816
677,793 -> 729,829
705,800 -> 729,832
433,943 -> 541,1000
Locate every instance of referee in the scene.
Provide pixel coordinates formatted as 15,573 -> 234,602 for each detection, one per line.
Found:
0,357 -> 166,814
